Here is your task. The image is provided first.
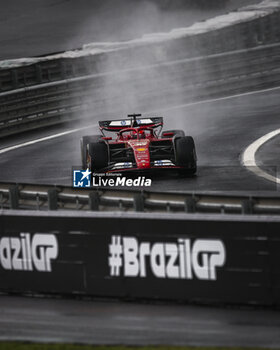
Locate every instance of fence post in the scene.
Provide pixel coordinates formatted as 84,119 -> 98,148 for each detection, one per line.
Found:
242,198 -> 254,214
48,189 -> 58,210
11,70 -> 19,89
89,192 -> 100,211
134,193 -> 145,212
35,65 -> 43,83
9,185 -> 19,209
185,196 -> 196,213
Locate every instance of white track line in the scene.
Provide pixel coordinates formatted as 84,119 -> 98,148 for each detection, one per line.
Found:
153,85 -> 280,113
1,85 -> 280,156
0,126 -> 89,155
242,129 -> 280,185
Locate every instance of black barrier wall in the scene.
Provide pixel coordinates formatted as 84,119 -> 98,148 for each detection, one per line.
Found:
0,210 -> 280,306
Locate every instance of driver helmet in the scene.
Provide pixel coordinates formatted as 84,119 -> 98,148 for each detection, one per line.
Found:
139,129 -> 146,139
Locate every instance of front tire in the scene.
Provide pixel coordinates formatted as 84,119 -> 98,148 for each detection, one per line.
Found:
89,141 -> 108,172
174,136 -> 197,175
80,135 -> 101,169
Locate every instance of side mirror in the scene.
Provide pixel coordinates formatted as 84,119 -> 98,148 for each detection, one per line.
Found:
162,132 -> 174,137
102,137 -> 112,141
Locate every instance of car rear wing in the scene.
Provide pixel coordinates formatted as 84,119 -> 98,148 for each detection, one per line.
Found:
99,116 -> 163,132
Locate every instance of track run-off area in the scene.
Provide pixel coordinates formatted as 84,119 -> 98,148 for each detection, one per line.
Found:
0,295 -> 280,348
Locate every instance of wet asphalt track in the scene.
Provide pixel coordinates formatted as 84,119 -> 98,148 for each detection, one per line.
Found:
0,87 -> 279,192
0,295 -> 280,347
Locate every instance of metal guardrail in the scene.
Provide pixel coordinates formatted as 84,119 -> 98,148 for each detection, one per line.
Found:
0,9 -> 279,93
0,6 -> 279,138
1,43 -> 280,138
1,182 -> 280,215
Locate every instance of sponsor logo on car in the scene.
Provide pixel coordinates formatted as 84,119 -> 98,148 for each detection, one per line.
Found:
134,142 -> 148,146
108,236 -> 226,280
0,233 -> 58,272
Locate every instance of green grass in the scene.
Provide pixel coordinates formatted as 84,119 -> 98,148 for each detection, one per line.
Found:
0,344 -> 278,350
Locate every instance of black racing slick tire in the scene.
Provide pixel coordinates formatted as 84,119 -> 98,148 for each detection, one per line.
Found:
175,136 -> 197,175
161,129 -> 185,138
89,141 -> 108,172
80,135 -> 101,169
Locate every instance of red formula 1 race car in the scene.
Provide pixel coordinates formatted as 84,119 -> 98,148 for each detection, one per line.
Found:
80,114 -> 197,175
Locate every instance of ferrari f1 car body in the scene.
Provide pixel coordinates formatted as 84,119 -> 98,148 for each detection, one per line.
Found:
80,114 -> 197,175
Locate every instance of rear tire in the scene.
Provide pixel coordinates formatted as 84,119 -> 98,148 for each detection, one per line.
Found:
80,135 -> 101,169
174,136 -> 197,175
89,142 -> 108,172
161,129 -> 185,138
